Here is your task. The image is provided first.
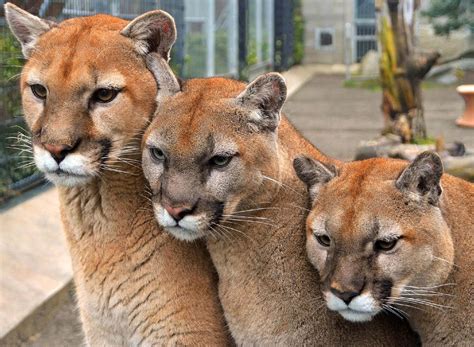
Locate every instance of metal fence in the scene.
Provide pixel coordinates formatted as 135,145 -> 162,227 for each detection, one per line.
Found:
0,0 -> 302,202
353,0 -> 377,62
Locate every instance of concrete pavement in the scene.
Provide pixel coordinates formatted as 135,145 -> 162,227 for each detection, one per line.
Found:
284,74 -> 473,161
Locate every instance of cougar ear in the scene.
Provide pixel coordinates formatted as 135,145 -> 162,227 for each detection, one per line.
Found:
293,155 -> 337,202
121,10 -> 176,60
4,2 -> 56,58
146,52 -> 180,103
237,73 -> 287,132
396,151 -> 443,206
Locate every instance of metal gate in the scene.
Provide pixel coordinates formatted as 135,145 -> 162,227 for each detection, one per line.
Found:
353,0 -> 377,62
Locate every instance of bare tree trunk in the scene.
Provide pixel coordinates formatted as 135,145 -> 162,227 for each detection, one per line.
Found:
377,0 -> 440,143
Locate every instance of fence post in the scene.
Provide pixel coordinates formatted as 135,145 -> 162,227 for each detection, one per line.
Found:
256,0 -> 263,64
206,0 -> 216,76
273,0 -> 294,71
238,0 -> 248,80
266,0 -> 275,67
228,0 -> 239,77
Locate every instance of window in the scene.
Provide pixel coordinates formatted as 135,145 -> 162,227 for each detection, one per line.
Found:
315,28 -> 335,50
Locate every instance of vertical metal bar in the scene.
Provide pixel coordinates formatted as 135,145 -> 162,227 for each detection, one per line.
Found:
228,0 -> 239,77
273,0 -> 282,71
238,0 -> 248,80
283,0 -> 295,70
255,0 -> 263,64
345,22 -> 352,80
164,0 -> 185,76
111,0 -> 120,16
206,0 -> 215,76
266,0 -> 274,67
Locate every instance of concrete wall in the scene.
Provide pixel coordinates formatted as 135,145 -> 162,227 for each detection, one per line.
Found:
302,0 -> 353,64
302,0 -> 472,65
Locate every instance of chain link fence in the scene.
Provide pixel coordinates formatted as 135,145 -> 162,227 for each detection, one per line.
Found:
0,0 -> 303,202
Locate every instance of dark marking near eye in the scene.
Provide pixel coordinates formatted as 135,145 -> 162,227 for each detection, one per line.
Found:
210,201 -> 225,226
372,219 -> 380,236
206,134 -> 215,154
91,68 -> 98,86
375,278 -> 393,301
99,139 -> 112,164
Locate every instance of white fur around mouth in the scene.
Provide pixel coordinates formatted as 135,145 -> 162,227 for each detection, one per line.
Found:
45,171 -> 93,187
338,309 -> 376,322
153,204 -> 206,241
34,146 -> 96,186
325,291 -> 379,322
163,226 -> 201,242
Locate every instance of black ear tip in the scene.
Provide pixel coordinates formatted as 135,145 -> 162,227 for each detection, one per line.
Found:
293,155 -> 309,172
417,151 -> 444,173
267,73 -> 287,91
293,155 -> 312,183
418,150 -> 440,161
253,72 -> 286,90
266,72 -> 285,82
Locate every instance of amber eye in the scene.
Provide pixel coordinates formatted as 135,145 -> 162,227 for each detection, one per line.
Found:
31,84 -> 47,99
92,88 -> 119,103
150,147 -> 165,161
315,234 -> 331,247
374,238 -> 399,252
210,155 -> 232,168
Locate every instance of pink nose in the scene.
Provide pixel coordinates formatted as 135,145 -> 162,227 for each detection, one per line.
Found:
164,204 -> 192,221
43,143 -> 72,163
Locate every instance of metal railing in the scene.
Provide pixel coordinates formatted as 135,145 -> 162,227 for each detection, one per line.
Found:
353,0 -> 377,62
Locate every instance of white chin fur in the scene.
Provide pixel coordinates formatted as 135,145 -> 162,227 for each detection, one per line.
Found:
339,310 -> 375,322
45,172 -> 93,187
164,226 -> 202,241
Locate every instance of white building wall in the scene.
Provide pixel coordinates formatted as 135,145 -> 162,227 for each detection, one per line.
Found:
302,0 -> 354,64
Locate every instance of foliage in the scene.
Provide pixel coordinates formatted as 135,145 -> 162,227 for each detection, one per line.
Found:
0,31 -> 24,119
343,78 -> 382,91
422,0 -> 474,36
0,119 -> 38,202
412,136 -> 436,145
0,30 -> 38,202
183,30 -> 230,78
0,31 -> 23,83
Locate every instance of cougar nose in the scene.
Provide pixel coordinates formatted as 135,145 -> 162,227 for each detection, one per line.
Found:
330,287 -> 360,305
43,143 -> 74,164
163,204 -> 193,222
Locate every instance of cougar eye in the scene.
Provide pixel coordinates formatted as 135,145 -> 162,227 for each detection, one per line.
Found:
210,155 -> 232,168
314,234 -> 331,247
30,84 -> 47,99
374,238 -> 399,252
92,88 -> 119,103
150,147 -> 165,161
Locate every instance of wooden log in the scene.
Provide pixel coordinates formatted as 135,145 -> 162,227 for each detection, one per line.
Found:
378,0 -> 440,143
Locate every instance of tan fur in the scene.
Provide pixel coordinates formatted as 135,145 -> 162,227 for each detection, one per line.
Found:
300,156 -> 473,346
7,4 -> 230,345
141,71 -> 418,345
